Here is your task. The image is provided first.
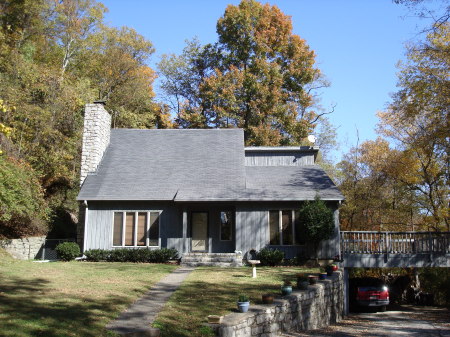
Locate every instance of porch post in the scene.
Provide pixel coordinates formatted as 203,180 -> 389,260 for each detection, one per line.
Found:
182,208 -> 188,253
344,267 -> 349,315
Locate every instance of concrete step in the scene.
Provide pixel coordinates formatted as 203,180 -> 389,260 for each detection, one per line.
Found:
182,261 -> 243,267
181,253 -> 243,267
181,257 -> 237,262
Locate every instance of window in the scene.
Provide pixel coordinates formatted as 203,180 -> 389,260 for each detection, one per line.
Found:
294,210 -> 306,245
137,212 -> 147,246
269,210 -> 305,245
281,210 -> 293,245
220,211 -> 233,241
125,212 -> 135,246
149,212 -> 159,246
269,210 -> 280,245
113,211 -> 160,247
113,212 -> 123,246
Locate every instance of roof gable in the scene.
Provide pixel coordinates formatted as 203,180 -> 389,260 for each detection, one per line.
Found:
78,129 -> 246,200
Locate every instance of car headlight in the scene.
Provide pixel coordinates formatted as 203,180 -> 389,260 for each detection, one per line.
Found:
382,286 -> 388,291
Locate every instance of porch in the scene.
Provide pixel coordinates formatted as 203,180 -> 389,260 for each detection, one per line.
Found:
341,231 -> 450,267
179,205 -> 236,254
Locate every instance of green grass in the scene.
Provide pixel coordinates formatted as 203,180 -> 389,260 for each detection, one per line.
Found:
0,255 -> 178,337
154,266 -> 319,337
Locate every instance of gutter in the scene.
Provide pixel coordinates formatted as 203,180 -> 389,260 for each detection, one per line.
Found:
82,200 -> 88,253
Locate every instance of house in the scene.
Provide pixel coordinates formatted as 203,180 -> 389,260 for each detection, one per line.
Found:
77,102 -> 344,266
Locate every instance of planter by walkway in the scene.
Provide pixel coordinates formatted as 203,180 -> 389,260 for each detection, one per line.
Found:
208,271 -> 343,337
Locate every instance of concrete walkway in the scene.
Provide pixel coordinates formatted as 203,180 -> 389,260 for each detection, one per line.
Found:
281,305 -> 450,337
107,266 -> 194,336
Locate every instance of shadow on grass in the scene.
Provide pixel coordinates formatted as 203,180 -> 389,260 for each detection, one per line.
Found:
0,275 -> 131,337
155,267 -> 313,337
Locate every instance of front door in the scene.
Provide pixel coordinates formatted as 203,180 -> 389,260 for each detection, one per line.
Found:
191,212 -> 208,251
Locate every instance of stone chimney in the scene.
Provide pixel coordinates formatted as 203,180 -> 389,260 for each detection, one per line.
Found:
80,102 -> 111,185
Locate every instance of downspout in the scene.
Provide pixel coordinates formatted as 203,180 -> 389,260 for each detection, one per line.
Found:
83,200 -> 88,254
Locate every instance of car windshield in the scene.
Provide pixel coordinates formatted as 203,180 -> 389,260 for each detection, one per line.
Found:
358,286 -> 383,292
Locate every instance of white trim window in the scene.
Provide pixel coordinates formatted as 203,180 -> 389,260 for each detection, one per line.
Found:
220,211 -> 233,241
112,211 -> 161,247
269,210 -> 306,246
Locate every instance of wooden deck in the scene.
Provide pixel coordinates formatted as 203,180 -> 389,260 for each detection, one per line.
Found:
340,231 -> 450,268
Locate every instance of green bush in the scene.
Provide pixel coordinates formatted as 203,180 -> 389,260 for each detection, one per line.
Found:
86,248 -> 179,263
107,248 -> 131,262
420,268 -> 450,307
0,156 -> 49,238
153,248 -> 178,262
84,249 -> 109,261
297,197 -> 335,255
257,248 -> 284,266
132,248 -> 153,263
55,242 -> 80,261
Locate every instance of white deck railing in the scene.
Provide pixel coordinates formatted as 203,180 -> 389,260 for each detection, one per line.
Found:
340,231 -> 450,255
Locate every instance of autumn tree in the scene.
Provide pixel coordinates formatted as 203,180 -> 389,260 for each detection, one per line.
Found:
0,0 -> 167,238
159,0 -> 330,145
48,0 -> 106,76
394,0 -> 449,33
84,25 -> 171,128
339,22 -> 449,231
377,23 -> 449,230
338,139 -> 418,231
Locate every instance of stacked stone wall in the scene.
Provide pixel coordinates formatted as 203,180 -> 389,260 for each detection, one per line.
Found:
212,271 -> 344,337
80,103 -> 111,185
78,103 -> 111,248
0,236 -> 46,260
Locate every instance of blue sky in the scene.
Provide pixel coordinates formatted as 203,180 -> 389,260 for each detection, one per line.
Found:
100,0 -> 433,160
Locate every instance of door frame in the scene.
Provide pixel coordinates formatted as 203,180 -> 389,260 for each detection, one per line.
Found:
190,211 -> 209,252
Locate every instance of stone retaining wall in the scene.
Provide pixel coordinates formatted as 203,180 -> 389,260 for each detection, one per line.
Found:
0,236 -> 46,260
212,271 -> 343,337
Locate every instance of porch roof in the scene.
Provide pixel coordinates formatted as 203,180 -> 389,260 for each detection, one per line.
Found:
174,165 -> 343,201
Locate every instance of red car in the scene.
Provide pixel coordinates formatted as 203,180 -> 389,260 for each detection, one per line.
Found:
350,277 -> 390,312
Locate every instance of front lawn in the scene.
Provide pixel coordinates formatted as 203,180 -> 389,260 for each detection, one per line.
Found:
154,266 -> 319,336
0,253 -> 177,337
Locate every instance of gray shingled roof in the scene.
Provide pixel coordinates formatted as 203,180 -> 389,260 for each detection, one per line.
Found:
77,128 -> 344,201
243,166 -> 343,200
77,129 -> 246,201
174,165 -> 343,201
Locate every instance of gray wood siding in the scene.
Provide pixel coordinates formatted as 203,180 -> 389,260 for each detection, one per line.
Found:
84,201 -> 237,254
84,201 -> 340,258
85,201 -> 183,252
236,202 -> 340,259
245,151 -> 315,166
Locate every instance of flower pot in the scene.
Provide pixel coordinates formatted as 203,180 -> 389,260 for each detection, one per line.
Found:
297,280 -> 309,290
207,315 -> 223,324
281,285 -> 292,296
237,301 -> 250,313
262,294 -> 274,304
325,265 -> 335,276
308,275 -> 318,285
319,273 -> 327,280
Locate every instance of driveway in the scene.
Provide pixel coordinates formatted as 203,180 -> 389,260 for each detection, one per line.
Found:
281,305 -> 450,337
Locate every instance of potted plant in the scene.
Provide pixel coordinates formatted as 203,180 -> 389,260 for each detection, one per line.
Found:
325,264 -> 335,276
237,294 -> 250,313
308,275 -> 318,285
281,280 -> 293,295
262,293 -> 274,304
207,315 -> 223,324
297,274 -> 309,290
319,271 -> 327,280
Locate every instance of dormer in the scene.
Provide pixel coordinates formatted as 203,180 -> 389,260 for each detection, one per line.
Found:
244,146 -> 319,166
